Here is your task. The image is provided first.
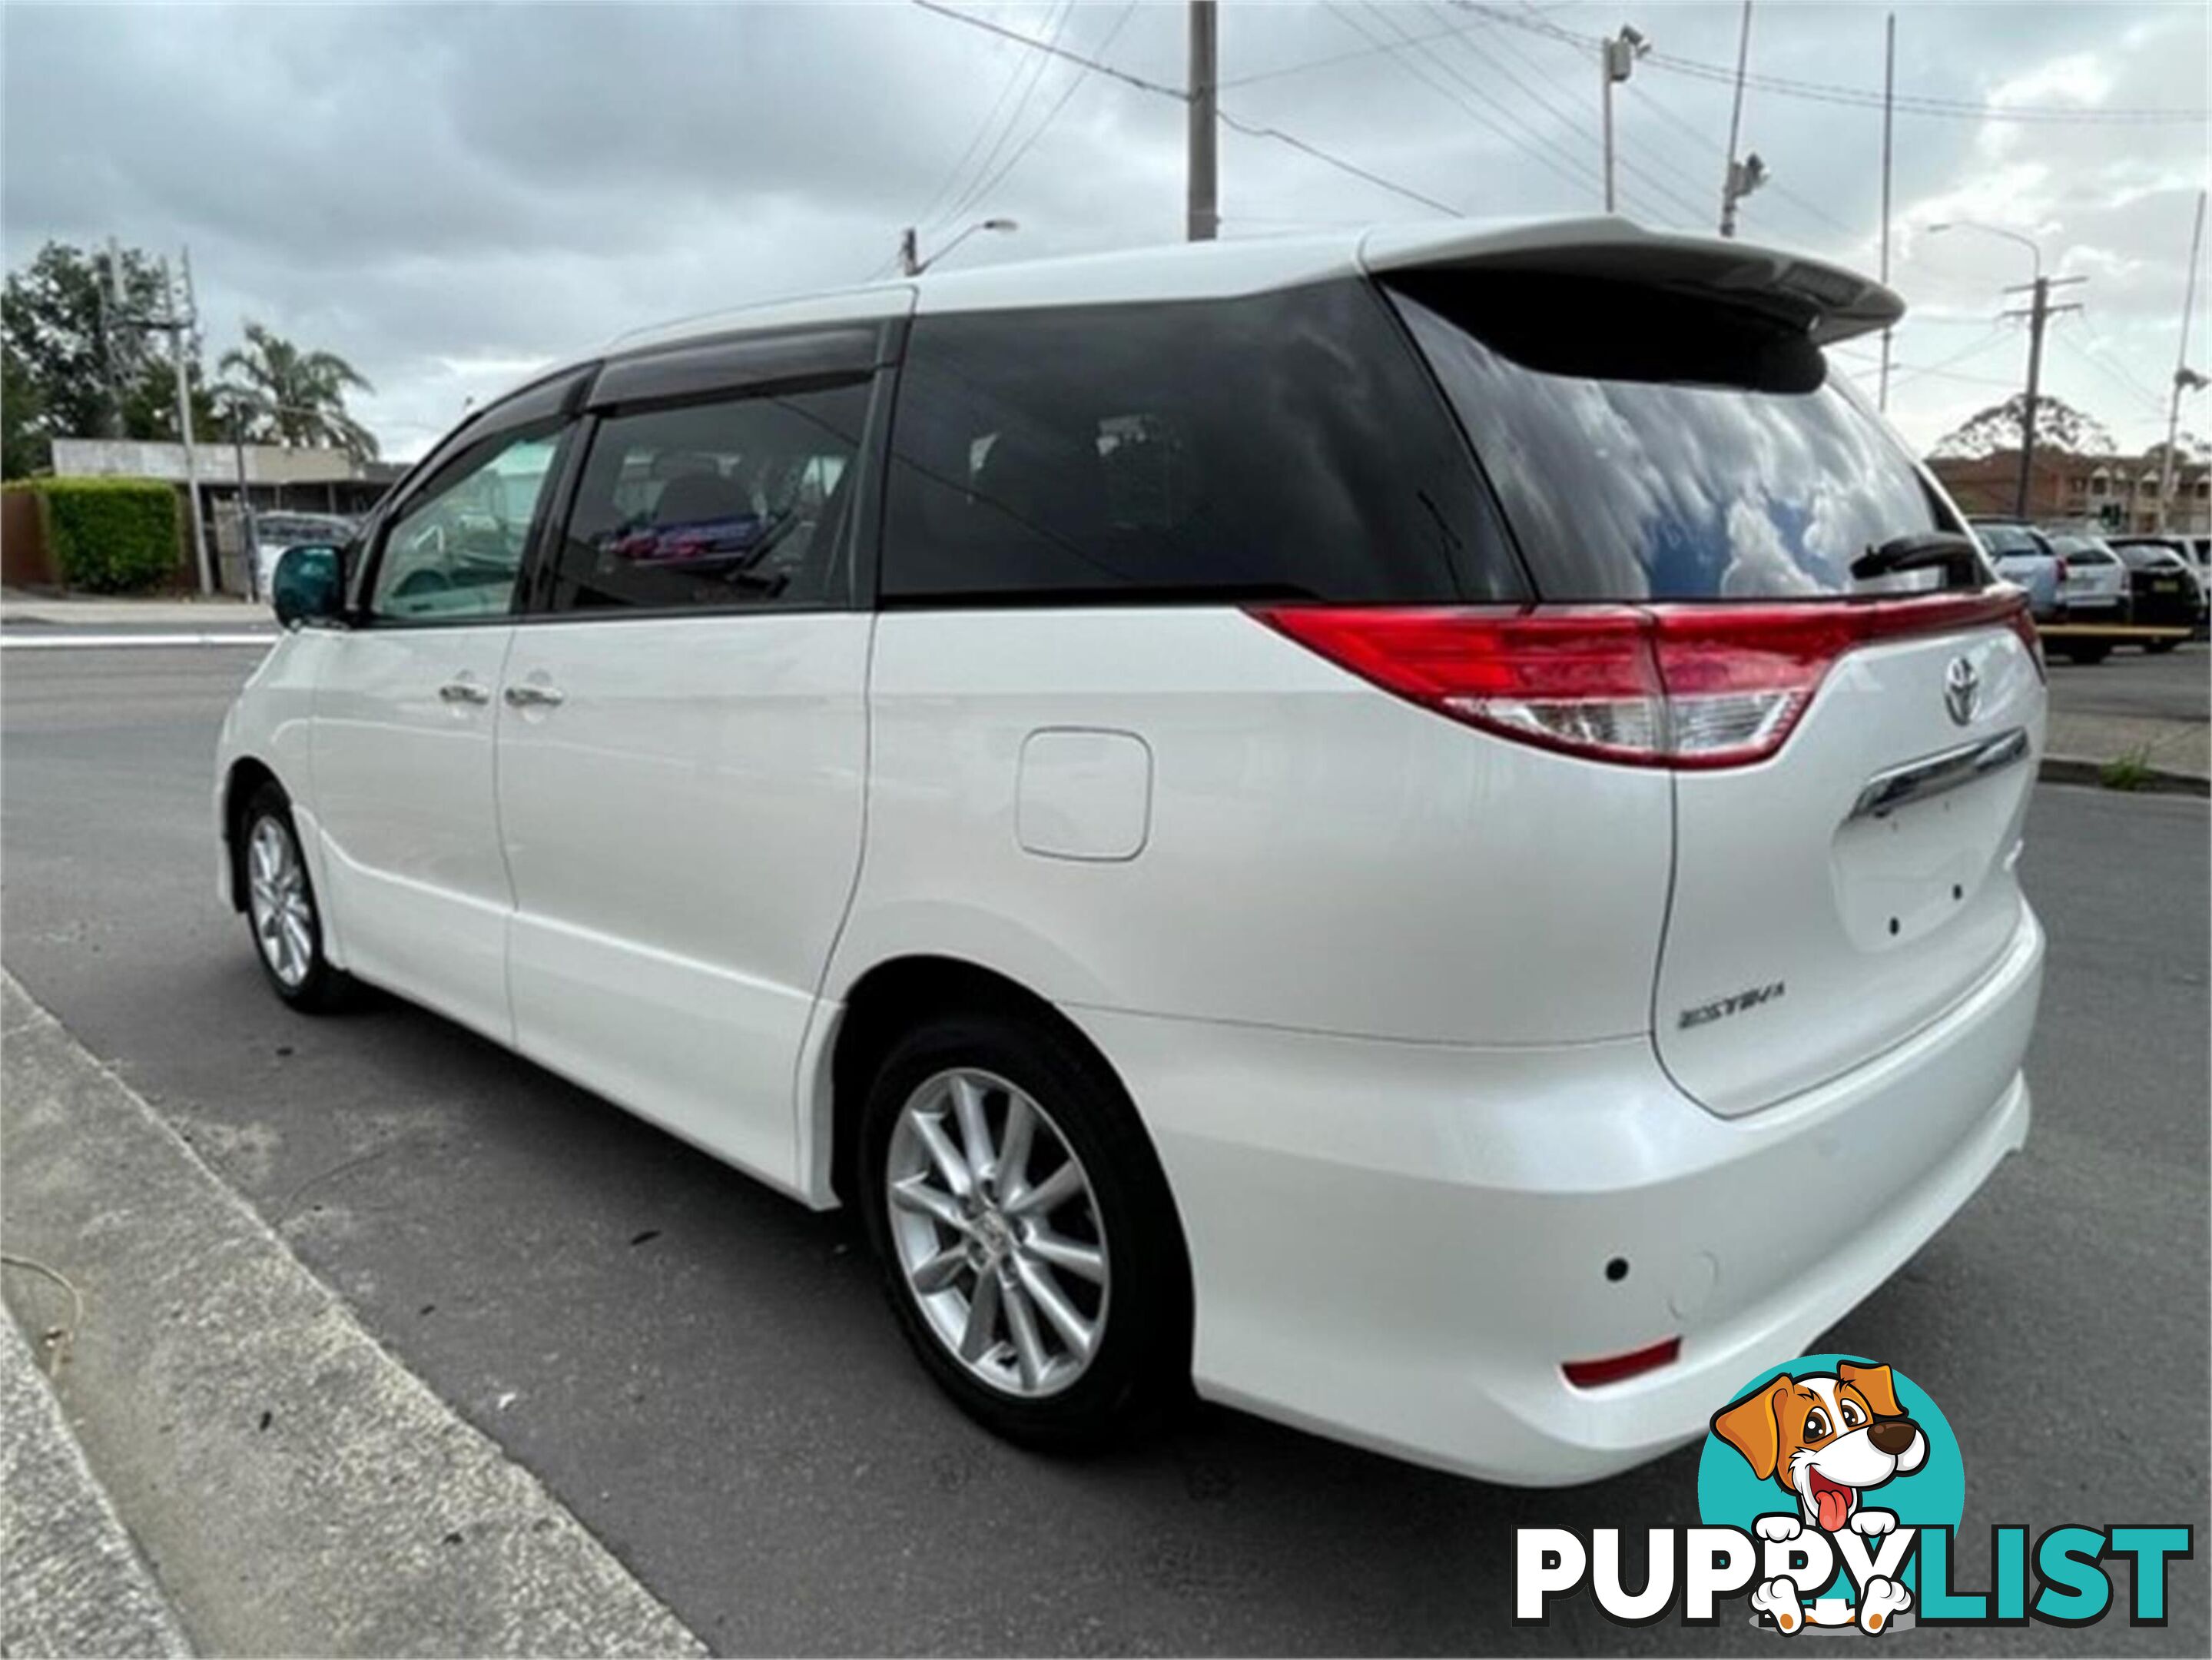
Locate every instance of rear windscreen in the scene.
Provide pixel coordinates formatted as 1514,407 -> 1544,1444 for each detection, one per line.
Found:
1389,272 -> 1956,601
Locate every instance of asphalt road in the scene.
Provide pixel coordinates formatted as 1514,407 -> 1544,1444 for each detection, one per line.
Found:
2044,636 -> 2210,722
3,643 -> 2206,1657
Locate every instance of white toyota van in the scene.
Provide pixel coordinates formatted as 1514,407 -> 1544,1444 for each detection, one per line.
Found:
217,219 -> 2045,1483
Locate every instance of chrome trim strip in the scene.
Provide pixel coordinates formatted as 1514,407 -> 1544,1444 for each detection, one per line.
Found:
1849,727 -> 2030,822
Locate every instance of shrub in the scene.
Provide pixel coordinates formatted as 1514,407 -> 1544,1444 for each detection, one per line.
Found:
2101,745 -> 2157,792
2,476 -> 181,593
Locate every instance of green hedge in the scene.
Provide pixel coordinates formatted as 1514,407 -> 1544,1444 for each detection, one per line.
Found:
2,476 -> 181,593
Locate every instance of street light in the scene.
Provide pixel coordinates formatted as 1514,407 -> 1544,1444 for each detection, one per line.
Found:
1927,220 -> 2042,282
1720,152 -> 1768,237
1928,221 -> 2064,522
2158,366 -> 2207,533
897,217 -> 1019,277
1600,25 -> 1650,215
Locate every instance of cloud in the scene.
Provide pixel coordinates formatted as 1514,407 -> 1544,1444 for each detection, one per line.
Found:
4,1 -> 2204,460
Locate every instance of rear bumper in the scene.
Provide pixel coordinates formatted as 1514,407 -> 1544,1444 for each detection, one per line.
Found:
1075,903 -> 2042,1486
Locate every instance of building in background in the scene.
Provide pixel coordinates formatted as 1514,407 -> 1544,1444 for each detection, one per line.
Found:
48,437 -> 403,592
1928,446 -> 2211,533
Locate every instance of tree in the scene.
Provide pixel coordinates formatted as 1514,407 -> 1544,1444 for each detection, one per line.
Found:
0,240 -> 202,476
217,321 -> 378,461
1929,393 -> 2116,461
2,340 -> 47,480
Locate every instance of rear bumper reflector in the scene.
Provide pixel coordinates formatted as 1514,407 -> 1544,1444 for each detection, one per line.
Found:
1562,1336 -> 1683,1389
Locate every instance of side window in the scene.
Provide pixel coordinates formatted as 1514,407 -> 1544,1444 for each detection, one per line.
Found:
880,282 -> 1522,605
548,380 -> 870,612
369,428 -> 561,622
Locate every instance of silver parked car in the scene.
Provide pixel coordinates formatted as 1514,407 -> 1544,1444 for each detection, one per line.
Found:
1970,520 -> 2062,620
2044,532 -> 2131,621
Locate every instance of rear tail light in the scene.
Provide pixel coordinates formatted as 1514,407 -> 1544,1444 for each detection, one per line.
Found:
1562,1336 -> 1682,1389
2005,606 -> 2047,679
1252,589 -> 2033,770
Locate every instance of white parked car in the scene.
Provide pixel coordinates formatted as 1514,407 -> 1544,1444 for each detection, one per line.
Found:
216,221 -> 2046,1484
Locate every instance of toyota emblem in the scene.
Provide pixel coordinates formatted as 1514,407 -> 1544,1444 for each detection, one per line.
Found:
1943,656 -> 1980,726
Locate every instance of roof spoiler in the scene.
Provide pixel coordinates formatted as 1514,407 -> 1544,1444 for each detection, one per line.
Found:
1358,217 -> 1904,346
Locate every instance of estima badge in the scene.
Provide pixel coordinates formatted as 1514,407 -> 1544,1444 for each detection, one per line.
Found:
1680,982 -> 1786,1030
1943,657 -> 1980,727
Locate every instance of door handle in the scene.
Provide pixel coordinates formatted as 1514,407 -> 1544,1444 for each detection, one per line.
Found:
503,682 -> 565,709
437,678 -> 492,706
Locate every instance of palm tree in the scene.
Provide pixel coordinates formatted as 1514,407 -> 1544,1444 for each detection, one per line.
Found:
217,321 -> 379,460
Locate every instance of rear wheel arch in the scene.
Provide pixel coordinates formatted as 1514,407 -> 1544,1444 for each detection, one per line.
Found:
823,956 -> 1170,1219
830,954 -> 1196,1445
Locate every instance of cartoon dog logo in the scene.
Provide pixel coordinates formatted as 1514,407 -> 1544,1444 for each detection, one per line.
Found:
1710,1360 -> 1928,1633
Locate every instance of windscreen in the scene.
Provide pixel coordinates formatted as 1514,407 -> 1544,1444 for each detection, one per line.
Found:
1389,272 -> 1958,601
1974,523 -> 2041,556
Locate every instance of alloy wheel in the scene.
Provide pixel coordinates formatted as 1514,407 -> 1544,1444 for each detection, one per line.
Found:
884,1067 -> 1109,1398
247,815 -> 315,989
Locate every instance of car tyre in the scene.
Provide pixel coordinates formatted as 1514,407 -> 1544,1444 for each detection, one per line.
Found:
2057,642 -> 2113,665
240,782 -> 353,1011
2145,637 -> 2182,654
858,1005 -> 1192,1452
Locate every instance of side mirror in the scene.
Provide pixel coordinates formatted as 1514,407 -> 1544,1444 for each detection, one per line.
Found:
271,545 -> 345,628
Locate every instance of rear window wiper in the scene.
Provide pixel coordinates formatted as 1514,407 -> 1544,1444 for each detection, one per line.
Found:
1850,532 -> 1986,591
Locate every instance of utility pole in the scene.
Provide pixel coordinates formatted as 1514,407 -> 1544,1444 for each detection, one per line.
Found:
1187,0 -> 1218,241
231,416 -> 257,599
1601,26 -> 1649,215
99,236 -> 127,437
166,254 -> 214,595
2001,273 -> 2087,522
114,254 -> 217,594
1718,0 -> 1757,237
1877,12 -> 1896,412
2157,188 -> 2206,533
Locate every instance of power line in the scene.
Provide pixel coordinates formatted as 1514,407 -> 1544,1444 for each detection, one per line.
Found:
2072,310 -> 2171,411
1215,108 -> 1465,216
1408,0 -> 1713,225
937,2 -> 1080,231
2050,324 -> 2168,419
949,2 -> 1142,224
911,0 -> 1468,219
1323,0 -> 1597,199
1883,324 -> 2018,390
1444,1 -> 2208,124
910,0 -> 1184,100
1221,10 -> 1504,90
1620,67 -> 1859,241
907,11 -> 1048,237
1832,344 -> 2018,391
1234,0 -> 2208,124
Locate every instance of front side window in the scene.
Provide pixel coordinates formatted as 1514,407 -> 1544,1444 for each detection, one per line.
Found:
880,283 -> 1523,605
1391,271 -> 1959,600
547,380 -> 870,612
368,427 -> 561,621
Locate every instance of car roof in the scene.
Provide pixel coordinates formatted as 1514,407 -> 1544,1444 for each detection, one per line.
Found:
599,215 -> 1901,361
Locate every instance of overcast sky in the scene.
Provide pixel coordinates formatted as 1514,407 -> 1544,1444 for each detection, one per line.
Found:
5,1 -> 2206,462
